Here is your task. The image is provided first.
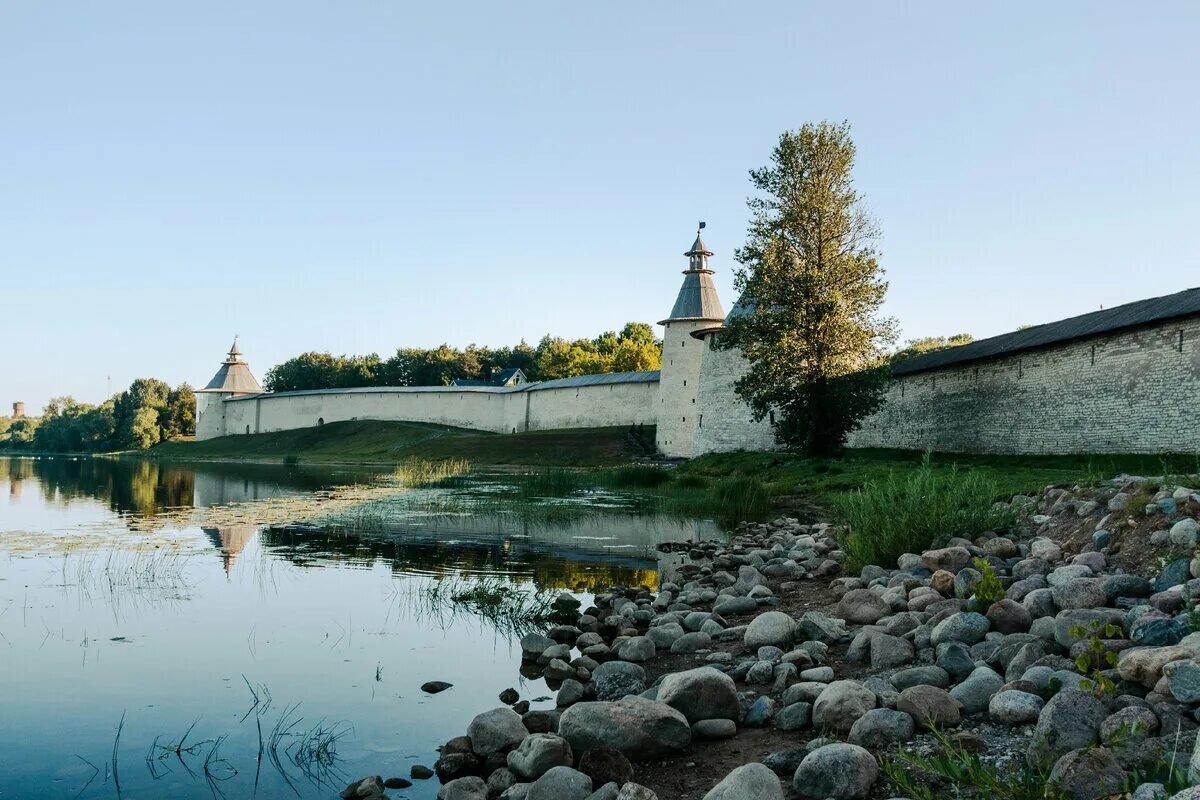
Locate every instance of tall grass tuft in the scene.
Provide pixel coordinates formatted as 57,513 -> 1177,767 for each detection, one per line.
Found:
394,457 -> 472,488
602,465 -> 673,489
512,468 -> 586,498
705,476 -> 771,524
834,454 -> 1013,573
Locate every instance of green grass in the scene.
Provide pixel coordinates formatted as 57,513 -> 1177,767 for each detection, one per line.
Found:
834,455 -> 1015,573
394,457 -> 472,488
150,420 -> 651,467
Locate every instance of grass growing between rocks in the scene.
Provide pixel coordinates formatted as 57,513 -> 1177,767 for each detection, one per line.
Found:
882,727 -> 1065,800
401,577 -> 572,637
833,454 -> 1016,573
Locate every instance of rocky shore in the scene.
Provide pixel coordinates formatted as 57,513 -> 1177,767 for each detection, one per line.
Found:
346,475 -> 1200,800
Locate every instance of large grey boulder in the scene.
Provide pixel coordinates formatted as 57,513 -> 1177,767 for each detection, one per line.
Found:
656,667 -> 739,724
438,776 -> 489,800
847,708 -> 915,749
507,734 -> 574,781
1028,689 -> 1107,769
837,589 -> 891,625
527,766 -> 593,800
948,666 -> 1003,715
1052,578 -> 1108,611
744,611 -> 796,648
558,697 -> 691,760
615,783 -> 658,800
468,708 -> 528,756
897,685 -> 961,729
702,763 -> 784,800
793,743 -> 879,799
931,612 -> 990,647
922,547 -> 972,573
593,662 -> 647,701
812,680 -> 876,735
1048,747 -> 1125,800
616,636 -> 655,662
646,623 -> 685,650
988,690 -> 1044,725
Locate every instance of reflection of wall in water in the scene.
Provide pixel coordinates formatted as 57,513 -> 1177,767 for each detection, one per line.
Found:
203,524 -> 257,574
192,472 -> 296,507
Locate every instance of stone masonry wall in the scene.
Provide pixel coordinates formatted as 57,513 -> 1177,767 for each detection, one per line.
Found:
692,333 -> 777,455
847,315 -> 1200,454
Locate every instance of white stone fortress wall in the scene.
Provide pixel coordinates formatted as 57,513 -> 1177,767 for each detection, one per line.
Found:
655,319 -> 711,458
205,372 -> 660,440
847,314 -> 1200,454
692,336 -> 777,454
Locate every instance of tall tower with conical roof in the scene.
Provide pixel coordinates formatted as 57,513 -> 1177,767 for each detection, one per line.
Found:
656,224 -> 725,458
195,340 -> 264,440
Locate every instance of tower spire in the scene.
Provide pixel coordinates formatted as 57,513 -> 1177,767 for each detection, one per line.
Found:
685,221 -> 713,273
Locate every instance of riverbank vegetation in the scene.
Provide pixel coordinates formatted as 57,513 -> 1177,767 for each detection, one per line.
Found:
263,321 -> 661,391
0,379 -> 194,453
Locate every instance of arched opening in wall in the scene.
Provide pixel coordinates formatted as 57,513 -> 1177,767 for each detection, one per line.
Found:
246,425 -> 251,435
318,417 -> 325,426
769,411 -> 775,425
512,428 -> 516,434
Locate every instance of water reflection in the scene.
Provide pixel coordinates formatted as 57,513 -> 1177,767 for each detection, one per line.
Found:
0,456 -> 724,800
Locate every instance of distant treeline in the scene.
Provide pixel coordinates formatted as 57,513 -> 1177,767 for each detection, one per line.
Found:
263,322 -> 662,393
0,379 -> 195,453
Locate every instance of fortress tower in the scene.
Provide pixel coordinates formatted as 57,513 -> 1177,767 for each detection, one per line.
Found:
195,341 -> 263,440
656,225 -> 725,458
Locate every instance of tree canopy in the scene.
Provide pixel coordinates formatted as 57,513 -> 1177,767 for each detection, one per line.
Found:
721,121 -> 897,455
892,333 -> 974,362
0,380 -> 196,453
262,322 -> 661,392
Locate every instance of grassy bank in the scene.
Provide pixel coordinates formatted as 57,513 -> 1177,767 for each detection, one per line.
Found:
148,420 -> 654,467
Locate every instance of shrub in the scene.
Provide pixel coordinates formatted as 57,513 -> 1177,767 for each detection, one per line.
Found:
834,454 -> 1014,573
970,558 -> 1004,609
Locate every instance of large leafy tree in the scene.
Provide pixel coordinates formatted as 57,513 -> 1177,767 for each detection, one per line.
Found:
722,121 -> 897,455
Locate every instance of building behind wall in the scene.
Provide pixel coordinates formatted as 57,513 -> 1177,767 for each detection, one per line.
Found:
11,402 -> 24,419
195,341 -> 264,439
655,228 -> 726,458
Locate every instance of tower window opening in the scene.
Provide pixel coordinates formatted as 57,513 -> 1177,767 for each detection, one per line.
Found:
769,411 -> 775,425
318,417 -> 324,426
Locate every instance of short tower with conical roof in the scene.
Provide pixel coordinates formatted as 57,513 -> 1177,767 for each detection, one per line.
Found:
656,224 -> 725,458
195,340 -> 264,440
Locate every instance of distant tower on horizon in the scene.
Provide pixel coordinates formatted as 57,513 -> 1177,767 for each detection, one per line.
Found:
655,223 -> 725,459
195,340 -> 263,440
12,402 -> 24,419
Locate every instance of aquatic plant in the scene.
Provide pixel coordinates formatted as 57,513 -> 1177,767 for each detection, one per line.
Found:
393,457 -> 472,488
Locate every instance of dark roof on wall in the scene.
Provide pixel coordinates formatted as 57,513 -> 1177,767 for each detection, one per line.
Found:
662,271 -> 725,323
893,286 -> 1200,376
200,361 -> 263,393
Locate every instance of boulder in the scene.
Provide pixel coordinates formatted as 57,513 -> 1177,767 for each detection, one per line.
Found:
656,667 -> 739,724
437,777 -> 489,800
848,708 -> 915,749
702,763 -> 784,800
988,690 -> 1044,725
744,611 -> 797,648
812,680 -> 877,735
593,662 -> 647,701
837,589 -> 891,625
1119,645 -> 1200,688
558,697 -> 691,760
1052,578 -> 1108,611
616,636 -> 655,662
923,547 -> 973,574
507,734 -> 574,781
793,743 -> 879,799
1028,689 -> 1107,769
615,784 -> 658,800
527,766 -> 593,800
1048,747 -> 1125,800
578,746 -> 633,788
775,702 -> 812,731
468,708 -> 528,756
948,666 -> 1003,715
931,612 -> 990,647
897,685 -> 961,729
987,599 -> 1033,633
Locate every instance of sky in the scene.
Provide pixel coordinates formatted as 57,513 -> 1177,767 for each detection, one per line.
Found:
2,2 -> 1198,412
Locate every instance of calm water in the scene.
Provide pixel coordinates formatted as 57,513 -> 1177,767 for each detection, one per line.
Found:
0,456 -> 721,800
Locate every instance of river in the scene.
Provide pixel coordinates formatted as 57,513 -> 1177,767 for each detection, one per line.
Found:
0,456 -> 722,799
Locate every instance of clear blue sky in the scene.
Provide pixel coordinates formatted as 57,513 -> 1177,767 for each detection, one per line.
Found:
3,2 -> 1198,411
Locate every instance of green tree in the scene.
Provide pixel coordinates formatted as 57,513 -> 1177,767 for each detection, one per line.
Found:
164,384 -> 196,438
722,121 -> 897,455
128,406 -> 163,449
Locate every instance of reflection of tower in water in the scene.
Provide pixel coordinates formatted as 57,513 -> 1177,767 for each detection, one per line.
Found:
203,525 -> 258,575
